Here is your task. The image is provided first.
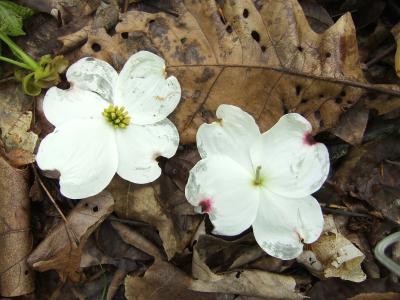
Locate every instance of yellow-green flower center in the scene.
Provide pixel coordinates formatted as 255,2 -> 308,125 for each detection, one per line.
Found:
102,104 -> 131,128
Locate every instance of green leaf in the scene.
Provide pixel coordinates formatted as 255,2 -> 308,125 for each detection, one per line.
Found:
0,1 -> 34,36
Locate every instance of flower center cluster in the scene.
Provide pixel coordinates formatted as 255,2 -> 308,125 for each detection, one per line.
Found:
102,104 -> 131,128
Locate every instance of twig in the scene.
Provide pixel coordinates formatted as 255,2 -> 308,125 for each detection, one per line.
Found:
365,44 -> 396,68
37,175 -> 68,224
321,207 -> 372,218
108,215 -> 151,227
36,172 -> 79,246
167,64 -> 400,97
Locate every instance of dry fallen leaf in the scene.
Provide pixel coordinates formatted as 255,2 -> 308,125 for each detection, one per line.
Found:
108,176 -> 201,259
299,0 -> 334,33
111,221 -> 164,261
297,215 -> 366,282
76,0 -> 400,143
0,83 -> 37,154
0,156 -> 34,297
125,261 -> 218,300
309,277 -> 400,300
332,100 -> 369,145
334,135 -> 400,224
191,234 -> 303,299
27,191 -> 114,281
349,292 -> 400,300
392,23 -> 400,78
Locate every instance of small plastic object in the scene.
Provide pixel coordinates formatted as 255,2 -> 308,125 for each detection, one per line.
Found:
374,231 -> 400,276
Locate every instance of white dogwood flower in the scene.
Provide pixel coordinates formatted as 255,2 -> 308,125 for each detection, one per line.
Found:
36,51 -> 181,199
185,105 -> 329,260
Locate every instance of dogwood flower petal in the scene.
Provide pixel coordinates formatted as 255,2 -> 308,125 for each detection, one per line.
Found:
43,87 -> 109,126
253,189 -> 323,260
197,104 -> 260,169
115,51 -> 181,125
66,57 -> 118,102
36,119 -> 118,199
185,156 -> 259,236
250,113 -> 329,198
115,119 -> 179,184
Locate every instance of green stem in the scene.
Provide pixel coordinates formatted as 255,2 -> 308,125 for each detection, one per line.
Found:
0,32 -> 39,70
0,55 -> 33,70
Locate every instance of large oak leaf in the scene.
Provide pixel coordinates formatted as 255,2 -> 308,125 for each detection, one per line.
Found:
111,0 -> 369,143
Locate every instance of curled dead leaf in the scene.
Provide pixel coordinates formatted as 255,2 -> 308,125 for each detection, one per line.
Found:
27,191 -> 114,281
297,215 -> 366,282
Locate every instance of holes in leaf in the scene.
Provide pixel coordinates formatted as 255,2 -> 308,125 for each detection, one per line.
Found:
148,19 -> 155,24
340,90 -> 346,97
24,270 -> 29,275
92,206 -> 99,213
243,9 -> 249,18
325,52 -> 331,58
335,97 -> 342,104
261,45 -> 266,52
235,271 -> 242,278
91,43 -> 101,52
297,46 -> 303,52
301,98 -> 308,104
84,203 -> 88,207
226,25 -> 233,33
314,110 -> 321,119
180,37 -> 187,44
295,85 -> 302,96
121,32 -> 129,39
251,30 -> 260,43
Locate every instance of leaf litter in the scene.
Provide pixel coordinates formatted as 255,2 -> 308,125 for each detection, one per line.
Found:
1,0 -> 400,299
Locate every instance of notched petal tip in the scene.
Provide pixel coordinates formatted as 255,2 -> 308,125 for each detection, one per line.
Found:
199,198 -> 213,213
303,132 -> 317,146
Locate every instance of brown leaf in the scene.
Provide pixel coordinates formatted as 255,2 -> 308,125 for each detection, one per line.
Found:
0,147 -> 35,168
76,0 -> 400,143
299,0 -> 334,33
27,191 -> 114,281
191,234 -> 303,299
334,135 -> 400,224
0,156 -> 34,297
124,261 -> 217,300
309,277 -> 400,300
332,100 -> 369,145
111,221 -> 164,261
349,292 -> 400,300
192,233 -> 264,274
108,176 -> 201,259
0,83 -> 37,154
296,215 -> 366,282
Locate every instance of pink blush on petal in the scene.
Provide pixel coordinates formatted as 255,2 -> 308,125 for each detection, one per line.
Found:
199,199 -> 212,213
303,132 -> 317,146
